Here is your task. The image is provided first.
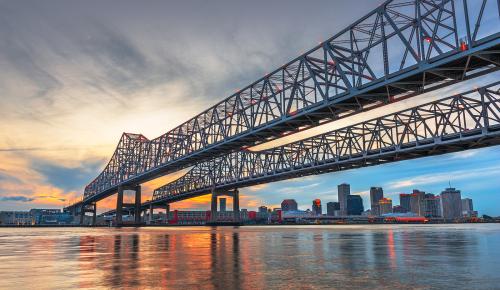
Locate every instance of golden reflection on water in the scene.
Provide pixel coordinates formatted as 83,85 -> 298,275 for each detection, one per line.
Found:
0,225 -> 499,289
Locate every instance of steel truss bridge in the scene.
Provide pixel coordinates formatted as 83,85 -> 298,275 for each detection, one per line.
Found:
66,0 -> 500,224
151,82 -> 500,204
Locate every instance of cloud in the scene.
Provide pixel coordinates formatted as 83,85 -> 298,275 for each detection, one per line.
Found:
0,196 -> 34,202
277,182 -> 321,194
386,165 -> 500,190
247,184 -> 269,192
30,158 -> 104,192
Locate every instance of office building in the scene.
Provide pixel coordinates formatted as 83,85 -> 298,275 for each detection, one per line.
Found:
399,193 -> 411,213
378,198 -> 393,215
347,195 -> 364,215
461,198 -> 475,217
0,211 -> 32,225
370,187 -> 384,216
338,183 -> 350,216
281,199 -> 298,212
441,187 -> 462,220
219,198 -> 227,212
410,189 -> 426,216
258,206 -> 268,213
326,202 -> 340,216
422,194 -> 441,218
312,199 -> 322,216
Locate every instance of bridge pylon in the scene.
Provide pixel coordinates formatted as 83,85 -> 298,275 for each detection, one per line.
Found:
116,185 -> 142,226
210,189 -> 240,224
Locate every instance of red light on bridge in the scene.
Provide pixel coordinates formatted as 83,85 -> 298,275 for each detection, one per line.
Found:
424,36 -> 432,43
460,41 -> 468,51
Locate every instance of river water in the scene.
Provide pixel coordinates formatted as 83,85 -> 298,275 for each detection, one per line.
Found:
0,224 -> 499,289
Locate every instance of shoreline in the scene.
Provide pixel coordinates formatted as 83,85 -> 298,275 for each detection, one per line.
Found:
1,221 -> 499,228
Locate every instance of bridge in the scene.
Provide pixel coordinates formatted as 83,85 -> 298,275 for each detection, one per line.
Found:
65,0 -> 500,225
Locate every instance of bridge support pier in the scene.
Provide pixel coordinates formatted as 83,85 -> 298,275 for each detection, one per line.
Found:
91,203 -> 97,226
149,203 -> 153,224
210,192 -> 218,223
210,189 -> 240,224
233,189 -> 240,223
79,205 -> 85,225
134,185 -> 141,224
165,203 -> 170,224
116,186 -> 124,226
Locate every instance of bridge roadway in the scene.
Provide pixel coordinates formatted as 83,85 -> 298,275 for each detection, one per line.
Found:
149,82 -> 500,205
68,0 -> 500,214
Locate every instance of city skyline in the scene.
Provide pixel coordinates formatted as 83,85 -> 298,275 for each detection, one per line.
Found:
1,0 -> 499,215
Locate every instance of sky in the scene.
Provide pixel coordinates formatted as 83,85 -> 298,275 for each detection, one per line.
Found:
0,0 -> 499,215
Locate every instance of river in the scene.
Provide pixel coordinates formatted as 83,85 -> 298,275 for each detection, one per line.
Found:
0,224 -> 499,289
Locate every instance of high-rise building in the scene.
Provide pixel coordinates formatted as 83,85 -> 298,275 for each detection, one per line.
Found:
370,187 -> 384,216
423,194 -> 441,218
258,206 -> 268,213
338,183 -> 350,216
378,198 -> 393,215
399,193 -> 411,213
441,187 -> 462,220
312,199 -> 322,216
410,189 -> 426,216
281,199 -> 298,212
461,198 -> 475,217
326,202 -> 340,216
347,195 -> 364,215
219,198 -> 227,212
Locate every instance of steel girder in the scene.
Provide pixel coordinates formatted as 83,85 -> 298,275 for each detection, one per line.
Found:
151,82 -> 500,204
83,0 -> 500,203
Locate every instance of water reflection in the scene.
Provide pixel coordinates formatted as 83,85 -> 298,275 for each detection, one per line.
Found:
0,225 -> 498,289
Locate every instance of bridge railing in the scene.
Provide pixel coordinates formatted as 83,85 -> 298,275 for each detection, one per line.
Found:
84,0 -> 500,200
152,81 -> 500,201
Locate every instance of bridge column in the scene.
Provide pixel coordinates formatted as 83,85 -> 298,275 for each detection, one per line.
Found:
116,186 -> 124,226
92,203 -> 97,226
165,203 -> 170,224
148,203 -> 153,224
79,205 -> 85,225
233,189 -> 240,223
211,192 -> 218,223
134,185 -> 141,224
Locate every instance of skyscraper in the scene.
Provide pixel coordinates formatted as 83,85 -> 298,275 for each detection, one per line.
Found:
370,187 -> 384,216
347,195 -> 364,215
399,193 -> 411,213
338,183 -> 350,216
220,198 -> 227,212
441,187 -> 462,220
326,202 -> 340,216
281,199 -> 298,212
410,189 -> 426,216
461,198 -> 474,217
312,199 -> 322,216
378,198 -> 393,215
423,194 -> 441,218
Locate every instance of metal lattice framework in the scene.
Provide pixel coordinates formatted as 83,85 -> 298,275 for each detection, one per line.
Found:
83,0 -> 500,203
151,82 -> 500,203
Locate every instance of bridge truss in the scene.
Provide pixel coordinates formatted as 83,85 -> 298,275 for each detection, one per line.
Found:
151,82 -> 500,204
80,0 -> 500,205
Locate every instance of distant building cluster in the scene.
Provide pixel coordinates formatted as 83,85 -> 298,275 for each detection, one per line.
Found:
267,184 -> 478,222
0,209 -> 73,226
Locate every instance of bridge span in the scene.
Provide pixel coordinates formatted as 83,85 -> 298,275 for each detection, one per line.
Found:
66,0 -> 500,225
